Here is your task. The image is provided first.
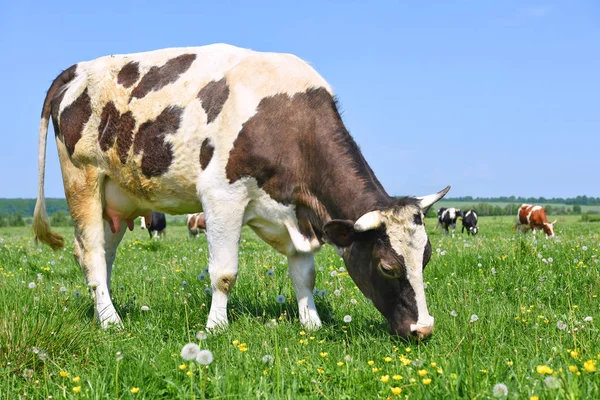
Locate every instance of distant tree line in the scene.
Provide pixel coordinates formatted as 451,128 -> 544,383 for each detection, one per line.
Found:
445,195 -> 600,206
0,198 -> 70,217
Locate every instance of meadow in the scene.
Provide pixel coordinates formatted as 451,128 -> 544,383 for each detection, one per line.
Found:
1,216 -> 599,399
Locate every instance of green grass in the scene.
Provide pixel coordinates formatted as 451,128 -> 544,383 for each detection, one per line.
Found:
436,200 -> 600,214
1,216 -> 599,399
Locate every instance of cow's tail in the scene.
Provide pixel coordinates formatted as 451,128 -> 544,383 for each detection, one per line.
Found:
32,67 -> 76,250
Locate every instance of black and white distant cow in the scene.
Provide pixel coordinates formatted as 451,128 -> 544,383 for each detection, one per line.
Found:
461,209 -> 478,235
33,43 -> 451,339
438,208 -> 462,237
140,211 -> 167,238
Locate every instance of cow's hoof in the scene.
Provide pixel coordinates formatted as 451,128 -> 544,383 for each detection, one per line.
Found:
301,318 -> 323,331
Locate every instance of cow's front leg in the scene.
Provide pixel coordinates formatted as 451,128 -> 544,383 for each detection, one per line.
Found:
288,252 -> 322,330
204,200 -> 246,330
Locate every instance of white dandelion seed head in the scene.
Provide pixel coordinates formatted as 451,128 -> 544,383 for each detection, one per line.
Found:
544,376 -> 561,389
37,273 -> 43,281
197,272 -> 207,280
338,267 -> 346,272
547,257 -> 553,263
28,282 -> 36,289
556,320 -> 567,330
492,383 -> 508,397
59,286 -> 66,293
38,350 -> 48,361
32,347 -> 40,354
440,250 -> 447,256
330,271 -> 338,278
203,288 -> 212,295
582,246 -> 588,251
333,289 -> 341,296
181,343 -> 201,361
343,315 -> 352,323
116,351 -> 124,362
350,298 -> 357,305
470,314 -> 479,323
266,319 -> 277,329
537,253 -> 543,259
344,355 -> 353,363
275,295 -> 286,304
262,354 -> 274,365
196,331 -> 208,341
196,349 -> 214,365
477,263 -> 482,267
140,305 -> 150,312
584,316 -> 593,323
450,310 -> 458,317
491,268 -> 496,275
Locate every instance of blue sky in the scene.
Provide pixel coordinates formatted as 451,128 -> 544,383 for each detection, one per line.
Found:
1,1 -> 598,198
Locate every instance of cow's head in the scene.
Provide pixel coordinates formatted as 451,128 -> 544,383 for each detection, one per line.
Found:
324,186 -> 450,339
470,226 -> 479,235
543,219 -> 557,237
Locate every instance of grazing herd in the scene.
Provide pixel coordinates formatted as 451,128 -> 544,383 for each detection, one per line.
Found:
31,43 -> 558,338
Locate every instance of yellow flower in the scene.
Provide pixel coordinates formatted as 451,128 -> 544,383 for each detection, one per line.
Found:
399,356 -> 411,366
299,331 -> 306,336
422,378 -> 432,385
179,364 -> 187,370
263,369 -> 269,376
571,350 -> 579,358
437,368 -> 443,375
317,368 -> 324,374
530,397 -> 539,400
186,371 -> 192,376
72,376 -> 80,383
391,387 -> 402,395
372,367 -> 378,373
238,343 -> 248,352
130,387 -> 140,394
384,357 -> 392,363
584,360 -> 596,372
392,375 -> 402,381
480,369 -> 488,374
60,371 -> 69,377
320,352 -> 328,358
405,347 -> 411,353
297,360 -> 304,365
430,362 -> 437,367
232,340 -> 239,346
536,365 -> 553,375
337,362 -> 344,367
380,375 -> 390,383
569,365 -> 578,372
507,361 -> 513,366
417,369 -> 428,377
368,360 -> 375,366
450,373 -> 458,379
72,386 -> 81,393
410,378 -> 416,383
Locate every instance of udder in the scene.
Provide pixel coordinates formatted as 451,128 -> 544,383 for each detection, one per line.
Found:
103,179 -> 151,233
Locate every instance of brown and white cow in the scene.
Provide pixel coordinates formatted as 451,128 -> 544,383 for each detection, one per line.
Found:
515,204 -> 556,237
187,212 -> 206,237
33,44 -> 450,338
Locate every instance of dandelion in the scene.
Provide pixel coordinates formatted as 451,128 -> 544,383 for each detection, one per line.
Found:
418,369 -> 428,377
547,257 -> 553,263
584,360 -> 596,372
368,360 -> 375,366
60,371 -> 69,377
72,386 -> 81,393
38,350 -> 48,361
196,349 -> 214,365
238,343 -> 248,352
393,374 -> 402,380
22,369 -> 34,379
492,383 -> 508,397
28,282 -> 36,289
450,310 -> 458,317
119,286 -> 125,290
60,286 -> 67,293
330,271 -> 338,278
275,295 -> 286,304
530,397 -> 539,400
584,316 -> 593,323
334,289 -> 341,296
197,272 -> 207,280
343,315 -> 352,323
262,354 -> 274,365
556,321 -> 567,330
181,281 -> 188,287
116,351 -> 124,362
344,355 -> 353,363
203,288 -> 212,295
350,298 -> 357,305
179,364 -> 187,370
570,350 -> 578,358
569,365 -> 578,372
536,365 -> 553,375
544,376 -> 561,389
181,343 -> 201,361
337,362 -> 344,366
140,305 -> 150,312
130,387 -> 140,394
384,357 -> 392,363
320,352 -> 328,358
33,347 -> 40,354
196,331 -> 207,341
582,246 -> 588,251
470,314 -> 479,323
380,375 -> 390,383
391,387 -> 402,395
422,378 -> 432,385
266,319 -> 277,329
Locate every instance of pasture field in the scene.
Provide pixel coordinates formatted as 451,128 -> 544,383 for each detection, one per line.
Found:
436,201 -> 600,214
1,216 -> 599,399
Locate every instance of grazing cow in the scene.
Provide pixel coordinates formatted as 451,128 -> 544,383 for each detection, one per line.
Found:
514,204 -> 556,237
187,213 -> 206,237
141,211 -> 167,238
461,209 -> 478,235
33,44 -> 450,338
438,208 -> 462,237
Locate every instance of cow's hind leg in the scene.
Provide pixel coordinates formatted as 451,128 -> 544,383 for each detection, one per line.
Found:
204,199 -> 246,330
288,252 -> 322,330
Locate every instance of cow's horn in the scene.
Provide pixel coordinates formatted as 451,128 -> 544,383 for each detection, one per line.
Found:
416,185 -> 451,210
551,219 -> 557,225
354,211 -> 382,232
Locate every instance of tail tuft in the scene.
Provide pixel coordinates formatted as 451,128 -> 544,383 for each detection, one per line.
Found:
33,200 -> 64,250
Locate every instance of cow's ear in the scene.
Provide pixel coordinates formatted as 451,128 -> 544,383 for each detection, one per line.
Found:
324,220 -> 356,247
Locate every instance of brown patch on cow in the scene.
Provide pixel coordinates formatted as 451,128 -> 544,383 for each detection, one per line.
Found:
98,102 -> 137,163
133,106 -> 182,177
199,138 -> 214,170
197,78 -> 229,124
45,65 -> 78,123
215,274 -> 237,294
130,53 -> 196,100
117,61 -> 140,88
59,88 -> 92,155
225,87 -> 389,223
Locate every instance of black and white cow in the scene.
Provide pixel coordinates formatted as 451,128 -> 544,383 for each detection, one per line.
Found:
33,44 -> 450,338
140,211 -> 167,238
438,208 -> 462,237
461,209 -> 478,235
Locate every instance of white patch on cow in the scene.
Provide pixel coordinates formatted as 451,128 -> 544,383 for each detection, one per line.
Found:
382,209 -> 434,331
288,252 -> 322,329
465,210 -> 472,218
140,217 -> 146,229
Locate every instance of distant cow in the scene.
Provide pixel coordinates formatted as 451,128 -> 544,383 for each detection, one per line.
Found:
461,209 -> 478,235
514,204 -> 556,237
438,208 -> 462,237
141,211 -> 167,238
33,43 -> 451,338
186,213 -> 206,237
